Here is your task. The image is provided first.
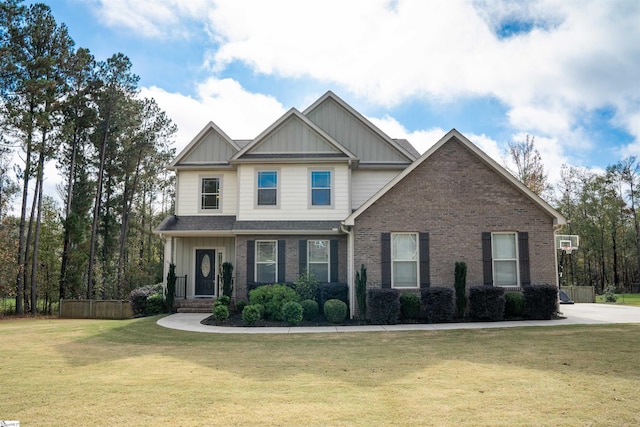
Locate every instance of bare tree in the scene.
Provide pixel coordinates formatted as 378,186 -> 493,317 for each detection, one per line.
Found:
506,135 -> 550,197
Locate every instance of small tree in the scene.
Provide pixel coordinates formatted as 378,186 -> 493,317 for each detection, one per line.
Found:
222,262 -> 234,297
355,264 -> 367,319
165,263 -> 176,312
454,262 -> 467,319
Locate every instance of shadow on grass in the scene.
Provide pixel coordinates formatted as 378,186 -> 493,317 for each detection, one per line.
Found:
56,316 -> 640,385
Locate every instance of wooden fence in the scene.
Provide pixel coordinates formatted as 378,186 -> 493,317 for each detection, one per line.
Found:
59,300 -> 133,319
561,286 -> 595,303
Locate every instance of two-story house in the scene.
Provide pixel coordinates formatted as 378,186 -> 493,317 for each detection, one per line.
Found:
155,91 -> 565,317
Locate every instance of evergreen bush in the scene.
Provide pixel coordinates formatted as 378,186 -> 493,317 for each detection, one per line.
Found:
165,263 -> 176,312
294,270 -> 319,301
235,300 -> 247,314
281,301 -> 304,325
400,293 -> 420,319
242,305 -> 261,325
222,262 -> 234,297
301,299 -> 319,321
324,299 -> 348,323
469,286 -> 505,321
249,284 -> 299,321
217,295 -> 231,306
130,285 -> 161,316
505,291 -> 525,317
145,293 -> 165,315
355,264 -> 367,319
454,261 -> 467,318
318,282 -> 349,310
522,283 -> 558,320
213,304 -> 229,322
421,287 -> 455,323
367,289 -> 400,325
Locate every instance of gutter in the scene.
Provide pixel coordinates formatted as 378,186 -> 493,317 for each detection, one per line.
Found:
340,222 -> 355,319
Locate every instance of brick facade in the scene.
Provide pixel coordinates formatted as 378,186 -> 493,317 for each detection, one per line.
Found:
353,137 -> 559,292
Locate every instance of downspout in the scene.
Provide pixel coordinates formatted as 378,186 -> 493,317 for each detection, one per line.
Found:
340,223 -> 355,319
553,222 -> 564,288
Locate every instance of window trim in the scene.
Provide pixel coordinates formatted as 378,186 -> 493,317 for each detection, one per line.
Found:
199,175 -> 222,212
255,169 -> 280,208
255,240 -> 277,283
308,168 -> 334,208
391,232 -> 419,289
491,232 -> 519,287
307,239 -> 330,282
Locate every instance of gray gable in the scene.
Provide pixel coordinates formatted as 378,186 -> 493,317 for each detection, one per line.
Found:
171,122 -> 239,168
247,115 -> 341,155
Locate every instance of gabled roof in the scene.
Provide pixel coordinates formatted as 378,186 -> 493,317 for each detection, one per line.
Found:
230,108 -> 358,164
170,121 -> 240,170
343,129 -> 567,226
304,91 -> 419,163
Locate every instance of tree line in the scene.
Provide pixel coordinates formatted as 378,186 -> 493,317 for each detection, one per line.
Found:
0,1 -> 175,314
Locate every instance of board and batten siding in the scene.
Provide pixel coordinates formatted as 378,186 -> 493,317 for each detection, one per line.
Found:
351,170 -> 401,209
180,128 -> 237,164
236,163 -> 350,221
175,170 -> 237,215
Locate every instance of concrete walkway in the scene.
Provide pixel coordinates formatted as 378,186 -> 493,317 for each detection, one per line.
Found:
156,303 -> 640,334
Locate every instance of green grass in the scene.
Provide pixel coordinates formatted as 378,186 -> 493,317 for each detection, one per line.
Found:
596,293 -> 640,306
1,316 -> 640,426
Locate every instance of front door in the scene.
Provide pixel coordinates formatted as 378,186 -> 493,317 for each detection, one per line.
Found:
195,249 -> 215,296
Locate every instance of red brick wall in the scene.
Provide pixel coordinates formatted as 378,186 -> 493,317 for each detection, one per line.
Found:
353,137 -> 558,290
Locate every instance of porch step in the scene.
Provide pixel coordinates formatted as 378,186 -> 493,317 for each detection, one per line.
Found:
175,299 -> 215,314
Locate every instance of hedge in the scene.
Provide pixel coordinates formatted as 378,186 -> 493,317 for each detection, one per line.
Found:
468,286 -> 505,322
367,288 -> 400,325
421,287 -> 455,323
522,283 -> 558,320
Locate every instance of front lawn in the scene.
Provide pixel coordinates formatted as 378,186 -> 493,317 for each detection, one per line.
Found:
1,316 -> 639,426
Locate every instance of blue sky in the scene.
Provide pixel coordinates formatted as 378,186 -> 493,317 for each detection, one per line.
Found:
34,0 -> 640,190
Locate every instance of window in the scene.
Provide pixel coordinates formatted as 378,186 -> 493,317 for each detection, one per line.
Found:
256,240 -> 277,283
257,170 -> 278,206
201,177 -> 220,210
308,240 -> 329,282
392,233 -> 418,288
310,170 -> 332,206
492,232 -> 518,287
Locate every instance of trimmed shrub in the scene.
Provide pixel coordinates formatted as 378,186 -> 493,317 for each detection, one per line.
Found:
421,287 -> 455,323
130,285 -> 161,316
469,286 -> 505,321
246,281 -> 295,299
400,293 -> 420,319
145,293 -> 166,315
217,295 -> 231,306
235,300 -> 247,314
282,301 -> 304,325
165,263 -> 176,312
249,284 -> 299,321
242,305 -> 261,326
454,261 -> 467,318
222,262 -> 234,297
355,264 -> 367,319
294,270 -> 319,301
324,299 -> 348,324
213,304 -> 229,322
254,303 -> 265,318
318,282 -> 349,310
505,291 -> 525,318
368,288 -> 400,325
522,283 -> 558,320
301,299 -> 319,321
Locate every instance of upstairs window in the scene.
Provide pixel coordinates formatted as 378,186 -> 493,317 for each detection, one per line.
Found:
492,232 -> 518,287
201,177 -> 220,210
257,170 -> 278,206
310,170 -> 332,206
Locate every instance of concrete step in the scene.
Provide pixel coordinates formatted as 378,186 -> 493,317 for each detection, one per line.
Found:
175,299 -> 215,313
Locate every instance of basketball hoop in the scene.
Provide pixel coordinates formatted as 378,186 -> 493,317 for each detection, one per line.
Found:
556,234 -> 579,255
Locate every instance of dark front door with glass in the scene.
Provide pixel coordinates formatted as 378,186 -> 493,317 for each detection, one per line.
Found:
195,249 -> 215,296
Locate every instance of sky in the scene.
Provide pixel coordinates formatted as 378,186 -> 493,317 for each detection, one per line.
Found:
26,0 -> 640,200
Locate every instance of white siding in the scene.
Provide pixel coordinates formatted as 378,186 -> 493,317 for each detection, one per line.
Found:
237,163 -> 350,221
351,170 -> 401,209
175,170 -> 237,216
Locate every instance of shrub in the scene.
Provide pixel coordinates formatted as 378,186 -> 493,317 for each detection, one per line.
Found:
355,264 -> 367,319
217,295 -> 231,306
282,301 -> 304,325
222,262 -> 234,297
130,285 -> 161,316
146,293 -> 166,315
400,293 -> 420,319
318,282 -> 349,311
254,303 -> 265,318
294,270 -> 319,301
235,300 -> 247,314
421,287 -> 455,323
301,299 -> 319,321
249,284 -> 299,321
213,304 -> 229,322
469,286 -> 505,321
165,263 -> 176,312
368,289 -> 400,325
454,262 -> 467,318
505,291 -> 525,317
603,286 -> 618,303
523,283 -> 558,320
324,299 -> 348,324
242,305 -> 261,325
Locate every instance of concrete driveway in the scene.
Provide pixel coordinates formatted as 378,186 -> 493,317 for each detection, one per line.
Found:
156,303 -> 640,334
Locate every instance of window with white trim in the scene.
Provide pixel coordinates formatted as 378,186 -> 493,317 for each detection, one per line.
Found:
392,233 -> 419,288
200,177 -> 220,210
492,232 -> 518,287
257,170 -> 278,206
255,240 -> 277,283
308,240 -> 329,282
310,170 -> 332,206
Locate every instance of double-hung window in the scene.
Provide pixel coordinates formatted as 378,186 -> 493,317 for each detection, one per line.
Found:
255,240 -> 277,283
492,232 -> 518,286
257,170 -> 278,206
308,240 -> 330,282
201,177 -> 220,210
392,233 -> 418,288
310,170 -> 332,206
